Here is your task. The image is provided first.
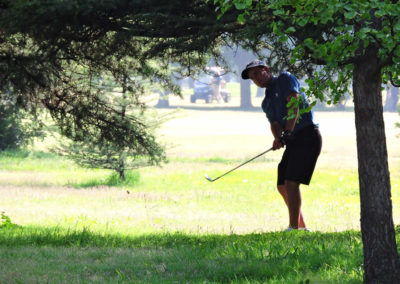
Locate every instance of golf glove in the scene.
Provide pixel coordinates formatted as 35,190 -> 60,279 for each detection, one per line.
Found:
280,130 -> 294,144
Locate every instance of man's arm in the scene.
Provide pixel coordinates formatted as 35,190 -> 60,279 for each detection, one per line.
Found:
285,91 -> 299,132
270,121 -> 284,150
272,91 -> 299,149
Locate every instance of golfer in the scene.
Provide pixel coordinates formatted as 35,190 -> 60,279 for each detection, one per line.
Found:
241,60 -> 322,231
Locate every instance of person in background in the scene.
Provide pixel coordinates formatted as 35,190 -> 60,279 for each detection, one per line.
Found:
211,72 -> 223,103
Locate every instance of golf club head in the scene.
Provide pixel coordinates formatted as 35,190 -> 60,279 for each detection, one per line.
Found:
204,173 -> 214,182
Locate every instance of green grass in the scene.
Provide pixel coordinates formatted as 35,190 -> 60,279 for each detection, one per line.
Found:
0,224 -> 365,283
0,109 -> 399,283
70,171 -> 141,188
0,154 -> 398,283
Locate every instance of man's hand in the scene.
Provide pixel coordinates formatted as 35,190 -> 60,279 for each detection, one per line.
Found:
280,130 -> 294,144
273,137 -> 285,150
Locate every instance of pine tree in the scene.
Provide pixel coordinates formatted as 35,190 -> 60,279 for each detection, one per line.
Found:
59,75 -> 166,180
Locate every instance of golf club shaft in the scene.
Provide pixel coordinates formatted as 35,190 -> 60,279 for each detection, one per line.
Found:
211,147 -> 273,182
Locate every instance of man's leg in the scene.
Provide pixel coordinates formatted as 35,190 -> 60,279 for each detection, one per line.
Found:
277,183 -> 305,229
285,180 -> 302,229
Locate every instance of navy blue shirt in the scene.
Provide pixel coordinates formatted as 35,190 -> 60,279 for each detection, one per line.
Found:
261,71 -> 315,133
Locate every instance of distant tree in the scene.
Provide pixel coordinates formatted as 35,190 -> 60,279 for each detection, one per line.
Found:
236,48 -> 254,108
0,91 -> 42,150
256,87 -> 264,97
223,47 -> 255,107
155,91 -> 170,108
58,77 -> 166,180
384,84 -> 399,112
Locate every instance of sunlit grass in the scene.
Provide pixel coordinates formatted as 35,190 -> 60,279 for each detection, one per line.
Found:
1,153 -> 399,235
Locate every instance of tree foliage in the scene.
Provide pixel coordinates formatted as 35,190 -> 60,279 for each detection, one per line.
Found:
0,0 -> 242,166
58,79 -> 166,180
216,0 -> 400,99
0,90 -> 42,150
0,0 -> 184,165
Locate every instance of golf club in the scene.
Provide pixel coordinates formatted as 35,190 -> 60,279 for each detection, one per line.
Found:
204,147 -> 273,182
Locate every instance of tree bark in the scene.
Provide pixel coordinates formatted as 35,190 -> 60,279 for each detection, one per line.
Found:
233,47 -> 254,108
118,158 -> 125,181
155,91 -> 170,108
353,47 -> 400,283
240,78 -> 252,108
256,86 -> 264,97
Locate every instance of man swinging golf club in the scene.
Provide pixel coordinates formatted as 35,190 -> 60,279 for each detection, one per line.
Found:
242,60 -> 322,231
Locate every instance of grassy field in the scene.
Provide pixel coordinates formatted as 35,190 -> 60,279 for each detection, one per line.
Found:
1,99 -> 400,283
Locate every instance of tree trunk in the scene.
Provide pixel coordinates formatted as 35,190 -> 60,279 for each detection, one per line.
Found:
353,47 -> 400,283
155,91 -> 170,108
233,47 -> 254,108
188,77 -> 195,89
119,158 -> 125,181
119,79 -> 127,181
384,85 -> 399,112
240,78 -> 252,108
256,86 -> 264,97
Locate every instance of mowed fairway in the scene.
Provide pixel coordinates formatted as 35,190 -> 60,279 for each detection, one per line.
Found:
1,100 -> 400,283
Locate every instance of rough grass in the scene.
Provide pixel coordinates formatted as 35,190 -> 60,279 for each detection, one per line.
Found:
0,224 -> 366,283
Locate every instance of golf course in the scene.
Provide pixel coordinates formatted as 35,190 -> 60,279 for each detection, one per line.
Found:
1,0 -> 400,281
1,93 -> 399,283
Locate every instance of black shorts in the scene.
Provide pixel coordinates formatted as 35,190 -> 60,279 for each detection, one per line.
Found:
277,124 -> 322,186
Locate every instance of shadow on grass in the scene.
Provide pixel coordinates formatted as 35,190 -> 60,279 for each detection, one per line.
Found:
68,170 -> 141,189
156,105 -> 261,112
156,104 -> 357,113
0,225 -> 367,283
168,156 -> 276,164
